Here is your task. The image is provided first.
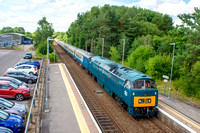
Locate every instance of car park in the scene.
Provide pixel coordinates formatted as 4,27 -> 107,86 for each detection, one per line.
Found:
17,60 -> 40,68
0,76 -> 28,88
7,64 -> 38,75
0,110 -> 24,133
23,52 -> 32,59
3,70 -> 37,84
0,98 -> 27,119
0,81 -> 30,101
0,126 -> 13,133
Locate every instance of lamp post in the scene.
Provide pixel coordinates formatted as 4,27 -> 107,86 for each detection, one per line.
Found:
45,37 -> 54,113
122,39 -> 125,66
102,38 -> 104,57
168,43 -> 175,98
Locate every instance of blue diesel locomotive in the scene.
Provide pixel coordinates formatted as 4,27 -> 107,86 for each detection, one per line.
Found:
55,39 -> 158,116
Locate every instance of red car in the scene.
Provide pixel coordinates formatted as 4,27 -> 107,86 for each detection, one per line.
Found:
0,81 -> 30,101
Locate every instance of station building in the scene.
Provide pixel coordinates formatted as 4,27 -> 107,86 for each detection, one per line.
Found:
0,33 -> 32,48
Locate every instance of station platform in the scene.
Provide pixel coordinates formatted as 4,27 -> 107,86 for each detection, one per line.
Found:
41,63 -> 100,133
41,63 -> 200,133
158,94 -> 200,132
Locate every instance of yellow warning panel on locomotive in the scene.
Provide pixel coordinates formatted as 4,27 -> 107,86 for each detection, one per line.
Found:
134,96 -> 155,107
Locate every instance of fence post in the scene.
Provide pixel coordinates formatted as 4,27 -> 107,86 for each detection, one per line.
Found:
177,88 -> 180,99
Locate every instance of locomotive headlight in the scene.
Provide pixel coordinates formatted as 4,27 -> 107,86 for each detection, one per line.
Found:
146,99 -> 151,103
139,99 -> 144,104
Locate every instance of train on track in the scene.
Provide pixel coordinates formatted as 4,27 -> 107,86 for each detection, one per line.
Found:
54,38 -> 158,117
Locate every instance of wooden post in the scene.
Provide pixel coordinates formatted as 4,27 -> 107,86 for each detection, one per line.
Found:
177,88 -> 180,99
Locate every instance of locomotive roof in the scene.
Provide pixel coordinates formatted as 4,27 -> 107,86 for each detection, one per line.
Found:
91,56 -> 152,82
76,48 -> 94,59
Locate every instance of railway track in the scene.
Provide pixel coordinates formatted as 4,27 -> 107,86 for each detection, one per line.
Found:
53,42 -> 175,133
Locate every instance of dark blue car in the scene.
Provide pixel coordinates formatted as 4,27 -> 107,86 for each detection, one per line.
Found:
0,110 -> 24,133
17,60 -> 40,68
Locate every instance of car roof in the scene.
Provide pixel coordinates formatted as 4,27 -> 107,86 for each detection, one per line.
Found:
0,76 -> 13,80
5,70 -> 24,73
0,80 -> 10,84
16,64 -> 34,67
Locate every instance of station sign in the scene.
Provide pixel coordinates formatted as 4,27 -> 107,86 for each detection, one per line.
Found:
163,75 -> 169,79
164,79 -> 168,83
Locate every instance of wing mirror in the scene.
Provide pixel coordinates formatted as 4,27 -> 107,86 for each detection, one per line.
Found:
9,88 -> 13,90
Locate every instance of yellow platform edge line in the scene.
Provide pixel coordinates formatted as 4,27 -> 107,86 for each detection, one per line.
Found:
159,102 -> 200,129
59,64 -> 90,133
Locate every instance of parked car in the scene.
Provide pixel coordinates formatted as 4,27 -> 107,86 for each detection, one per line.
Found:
0,126 -> 13,133
17,60 -> 40,68
0,76 -> 28,87
23,52 -> 32,59
3,70 -> 37,84
0,98 -> 27,119
7,64 -> 38,75
0,110 -> 24,133
0,81 -> 30,101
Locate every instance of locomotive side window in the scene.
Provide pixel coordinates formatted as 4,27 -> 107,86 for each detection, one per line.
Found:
124,80 -> 131,89
132,80 -> 156,89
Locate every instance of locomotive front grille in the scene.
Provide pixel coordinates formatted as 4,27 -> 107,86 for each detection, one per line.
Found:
133,96 -> 155,107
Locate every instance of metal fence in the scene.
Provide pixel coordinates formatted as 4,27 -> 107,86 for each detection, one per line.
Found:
25,57 -> 44,133
159,89 -> 200,107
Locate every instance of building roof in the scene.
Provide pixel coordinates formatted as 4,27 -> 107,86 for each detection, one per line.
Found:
0,33 -> 26,37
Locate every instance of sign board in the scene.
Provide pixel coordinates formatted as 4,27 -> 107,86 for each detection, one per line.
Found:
163,75 -> 169,79
164,79 -> 168,83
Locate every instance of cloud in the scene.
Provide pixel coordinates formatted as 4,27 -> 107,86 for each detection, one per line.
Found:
32,0 -> 47,4
10,5 -> 28,10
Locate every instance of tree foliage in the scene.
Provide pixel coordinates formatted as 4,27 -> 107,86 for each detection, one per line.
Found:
33,17 -> 54,48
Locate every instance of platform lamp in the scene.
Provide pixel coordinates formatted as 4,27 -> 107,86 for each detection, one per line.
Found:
168,43 -> 175,98
45,37 -> 54,113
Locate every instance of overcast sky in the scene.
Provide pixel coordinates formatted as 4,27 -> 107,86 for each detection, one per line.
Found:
0,0 -> 199,33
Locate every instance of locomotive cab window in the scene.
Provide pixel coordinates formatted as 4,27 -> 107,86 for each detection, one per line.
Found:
132,80 -> 156,89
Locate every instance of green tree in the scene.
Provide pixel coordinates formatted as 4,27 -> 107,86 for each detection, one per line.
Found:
191,61 -> 200,98
1,27 -> 13,33
34,17 -> 54,48
109,46 -> 120,62
145,55 -> 171,79
128,45 -> 155,73
13,27 -> 25,34
25,32 -> 32,38
178,7 -> 200,45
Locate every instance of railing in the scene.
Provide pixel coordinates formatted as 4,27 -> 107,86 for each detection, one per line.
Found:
25,57 -> 44,133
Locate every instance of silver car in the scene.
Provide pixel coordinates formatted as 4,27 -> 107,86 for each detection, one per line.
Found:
0,98 -> 27,119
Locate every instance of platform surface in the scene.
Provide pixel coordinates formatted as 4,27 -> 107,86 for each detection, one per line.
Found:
41,63 -> 99,133
158,94 -> 200,132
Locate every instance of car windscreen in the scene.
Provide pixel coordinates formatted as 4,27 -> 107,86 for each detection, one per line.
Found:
0,110 -> 9,121
22,71 -> 30,76
12,78 -> 22,84
0,98 -> 14,108
9,82 -> 18,89
26,53 -> 31,55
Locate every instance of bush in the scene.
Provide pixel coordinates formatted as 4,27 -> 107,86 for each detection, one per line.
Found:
37,42 -> 53,55
49,52 -> 58,62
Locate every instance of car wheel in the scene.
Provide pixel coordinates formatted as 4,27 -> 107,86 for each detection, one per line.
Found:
27,79 -> 33,84
29,72 -> 34,75
16,94 -> 24,101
